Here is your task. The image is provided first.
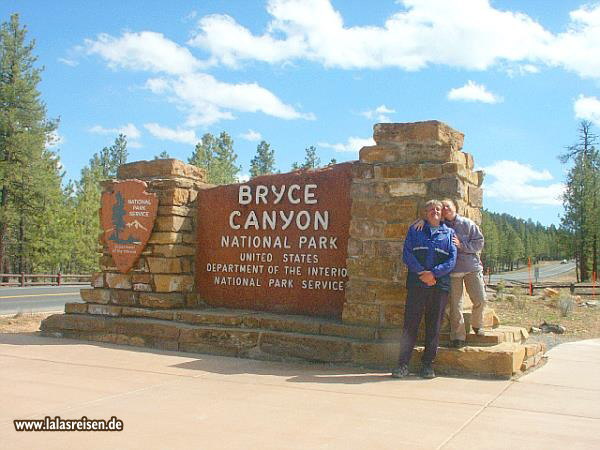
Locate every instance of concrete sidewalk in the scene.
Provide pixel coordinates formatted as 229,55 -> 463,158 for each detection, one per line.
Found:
1,334 -> 598,449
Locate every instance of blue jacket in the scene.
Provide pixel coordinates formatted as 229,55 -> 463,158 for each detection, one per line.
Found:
403,223 -> 457,292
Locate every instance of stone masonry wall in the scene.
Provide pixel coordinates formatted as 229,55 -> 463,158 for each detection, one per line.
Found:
343,121 -> 484,327
73,159 -> 210,317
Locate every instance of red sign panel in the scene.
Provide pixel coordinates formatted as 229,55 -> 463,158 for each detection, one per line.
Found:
196,163 -> 353,319
101,180 -> 158,273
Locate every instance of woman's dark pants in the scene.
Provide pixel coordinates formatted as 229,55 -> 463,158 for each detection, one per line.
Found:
398,286 -> 449,366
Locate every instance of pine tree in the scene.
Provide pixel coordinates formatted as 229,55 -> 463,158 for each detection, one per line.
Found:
560,121 -> 599,281
189,133 -> 215,176
188,132 -> 240,184
154,150 -> 170,159
301,145 -> 320,169
249,140 -> 275,178
0,14 -> 59,273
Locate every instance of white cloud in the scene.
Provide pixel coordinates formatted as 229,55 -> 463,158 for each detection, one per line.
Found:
89,123 -> 141,139
574,94 -> 600,126
84,31 -> 202,75
145,73 -> 314,126
143,123 -> 198,145
318,136 -> 375,153
241,129 -> 262,141
88,123 -> 142,147
85,30 -> 314,126
482,160 -> 564,206
237,173 -> 251,183
447,81 -> 502,104
58,57 -> 78,67
188,0 -> 600,80
361,105 -> 395,122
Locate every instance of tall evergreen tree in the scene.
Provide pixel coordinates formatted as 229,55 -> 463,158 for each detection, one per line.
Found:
0,14 -> 59,273
560,121 -> 599,281
189,132 -> 240,184
301,145 -> 320,169
249,140 -> 275,178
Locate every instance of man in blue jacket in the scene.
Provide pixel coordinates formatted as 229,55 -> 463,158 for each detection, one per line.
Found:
392,199 -> 457,379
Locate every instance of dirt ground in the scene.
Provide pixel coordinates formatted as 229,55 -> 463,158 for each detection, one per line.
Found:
0,312 -> 54,333
490,283 -> 600,349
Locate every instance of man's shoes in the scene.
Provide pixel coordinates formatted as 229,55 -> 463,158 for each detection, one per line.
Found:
450,339 -> 466,348
473,328 -> 486,337
391,364 -> 410,378
420,364 -> 436,379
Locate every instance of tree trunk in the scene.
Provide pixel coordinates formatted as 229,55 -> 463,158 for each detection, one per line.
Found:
0,185 -> 8,277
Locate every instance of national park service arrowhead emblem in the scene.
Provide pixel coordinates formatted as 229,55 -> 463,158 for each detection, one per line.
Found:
101,180 -> 158,273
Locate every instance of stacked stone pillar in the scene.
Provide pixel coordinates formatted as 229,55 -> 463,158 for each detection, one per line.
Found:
343,121 -> 484,328
74,159 -> 208,316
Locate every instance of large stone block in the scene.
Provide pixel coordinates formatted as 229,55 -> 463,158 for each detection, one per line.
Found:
147,257 -> 182,273
105,273 -> 132,290
344,278 -> 377,303
110,289 -> 138,306
131,273 -> 152,284
88,304 -> 122,316
475,170 -> 485,187
179,328 -> 260,351
80,288 -> 110,304
404,144 -> 453,164
181,233 -> 196,244
342,303 -> 381,325
157,205 -> 194,217
428,177 -> 466,198
388,181 -> 428,197
468,185 -> 483,207
41,313 -> 107,332
65,302 -> 88,314
349,219 -> 385,239
359,145 -> 402,163
156,188 -> 190,206
259,333 -> 352,362
148,232 -> 182,244
155,216 -> 192,232
384,223 -> 410,239
121,307 -> 176,321
139,292 -> 185,309
150,244 -> 195,257
373,121 -> 464,151
374,164 -> 420,179
382,304 -> 405,326
153,274 -> 194,292
347,256 -> 396,280
112,318 -> 180,340
351,162 -> 374,179
373,282 -> 407,304
420,164 -> 443,179
148,177 -> 197,190
91,273 -> 104,288
133,283 -> 152,292
117,159 -> 205,180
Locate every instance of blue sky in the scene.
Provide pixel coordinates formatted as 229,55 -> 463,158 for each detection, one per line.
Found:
2,0 -> 599,226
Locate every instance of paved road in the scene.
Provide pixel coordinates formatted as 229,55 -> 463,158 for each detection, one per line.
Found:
0,286 -> 85,315
490,261 -> 576,283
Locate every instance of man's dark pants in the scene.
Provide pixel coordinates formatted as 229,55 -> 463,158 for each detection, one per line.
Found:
398,286 -> 449,367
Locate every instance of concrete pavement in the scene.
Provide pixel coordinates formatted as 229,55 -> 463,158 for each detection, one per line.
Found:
1,333 -> 598,449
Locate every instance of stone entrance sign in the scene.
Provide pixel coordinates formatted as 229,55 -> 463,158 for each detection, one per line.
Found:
101,180 -> 158,273
196,163 -> 353,318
